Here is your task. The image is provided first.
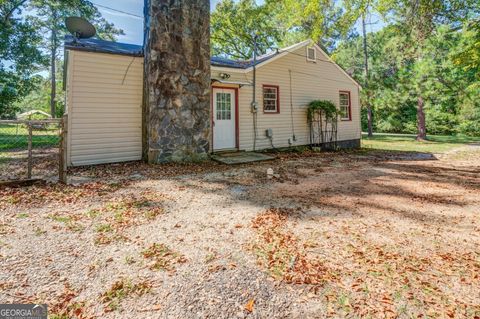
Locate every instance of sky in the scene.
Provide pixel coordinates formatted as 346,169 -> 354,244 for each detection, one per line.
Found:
6,0 -> 382,78
7,1 -> 203,76
92,0 -> 225,45
91,0 -> 144,44
92,0 -> 383,46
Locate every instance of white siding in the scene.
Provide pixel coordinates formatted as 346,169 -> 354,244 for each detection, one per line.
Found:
211,45 -> 361,151
65,42 -> 360,166
66,50 -> 143,166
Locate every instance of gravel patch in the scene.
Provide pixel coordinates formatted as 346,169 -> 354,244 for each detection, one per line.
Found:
1,147 -> 479,318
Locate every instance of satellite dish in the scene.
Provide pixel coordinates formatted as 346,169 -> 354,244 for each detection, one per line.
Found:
66,17 -> 96,41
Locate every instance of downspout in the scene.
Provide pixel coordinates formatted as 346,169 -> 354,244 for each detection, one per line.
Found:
289,69 -> 296,143
142,0 -> 150,161
252,35 -> 258,151
63,48 -> 68,115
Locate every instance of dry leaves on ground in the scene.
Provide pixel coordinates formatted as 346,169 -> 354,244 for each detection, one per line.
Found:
335,236 -> 480,318
101,278 -> 152,312
0,181 -> 127,209
44,284 -> 93,319
70,160 -> 228,180
90,191 -> 166,228
88,191 -> 166,245
244,299 -> 255,312
251,207 -> 333,285
251,207 -> 480,318
141,243 -> 187,271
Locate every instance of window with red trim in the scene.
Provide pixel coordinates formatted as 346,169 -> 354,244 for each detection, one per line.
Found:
263,85 -> 279,113
339,91 -> 351,120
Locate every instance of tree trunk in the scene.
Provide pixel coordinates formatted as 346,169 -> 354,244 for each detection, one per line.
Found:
362,14 -> 373,137
49,17 -> 57,118
143,0 -> 211,163
417,96 -> 426,140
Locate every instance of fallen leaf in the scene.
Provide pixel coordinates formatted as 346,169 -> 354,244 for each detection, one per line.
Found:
245,299 -> 255,312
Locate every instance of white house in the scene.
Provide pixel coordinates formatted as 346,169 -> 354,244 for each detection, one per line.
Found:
63,37 -> 361,166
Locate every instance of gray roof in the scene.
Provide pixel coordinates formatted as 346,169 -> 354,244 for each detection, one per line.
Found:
65,36 -> 279,69
65,36 -> 143,57
211,52 -> 279,69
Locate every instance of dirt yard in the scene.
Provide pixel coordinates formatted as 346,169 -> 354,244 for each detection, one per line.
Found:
1,145 -> 479,318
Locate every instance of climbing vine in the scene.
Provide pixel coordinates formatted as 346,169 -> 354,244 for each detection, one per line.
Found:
307,100 -> 338,122
307,100 -> 338,149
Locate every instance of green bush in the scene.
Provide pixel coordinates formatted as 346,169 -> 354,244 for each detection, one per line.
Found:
307,100 -> 338,121
55,103 -> 65,118
459,120 -> 480,136
426,109 -> 458,135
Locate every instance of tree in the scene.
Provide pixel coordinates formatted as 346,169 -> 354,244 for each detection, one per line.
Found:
25,0 -> 124,117
334,20 -> 480,137
13,59 -> 66,118
453,20 -> 480,87
453,20 -> 480,136
0,1 -> 45,118
211,0 -> 282,59
1,0 -> 28,22
382,0 -> 480,140
211,0 -> 362,59
272,0 -> 353,52
337,0 -> 380,137
1,0 -> 123,118
335,25 -> 411,133
360,9 -> 376,137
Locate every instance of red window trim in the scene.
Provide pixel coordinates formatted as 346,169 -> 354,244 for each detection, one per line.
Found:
262,84 -> 280,114
339,90 -> 352,121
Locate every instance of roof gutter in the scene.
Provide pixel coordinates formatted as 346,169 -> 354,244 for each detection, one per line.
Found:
211,79 -> 252,87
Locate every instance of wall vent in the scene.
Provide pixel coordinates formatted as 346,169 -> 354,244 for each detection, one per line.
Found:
307,47 -> 316,62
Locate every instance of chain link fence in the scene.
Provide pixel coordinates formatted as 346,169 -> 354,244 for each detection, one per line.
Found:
0,119 -> 65,182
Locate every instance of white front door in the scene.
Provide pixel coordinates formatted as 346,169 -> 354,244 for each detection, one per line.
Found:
213,88 -> 236,150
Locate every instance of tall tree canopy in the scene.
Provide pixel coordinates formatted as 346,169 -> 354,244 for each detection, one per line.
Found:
27,0 -> 124,117
334,21 -> 480,136
1,1 -> 45,118
211,0 -> 480,138
3,0 -> 480,137
0,0 -> 123,118
210,0 -> 282,60
377,0 -> 480,139
210,0 -> 359,59
271,0 -> 349,52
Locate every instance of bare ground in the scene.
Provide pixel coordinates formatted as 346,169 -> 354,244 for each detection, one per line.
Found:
0,147 -> 60,181
0,145 -> 479,318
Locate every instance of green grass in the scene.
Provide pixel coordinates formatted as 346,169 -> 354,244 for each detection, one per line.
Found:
0,123 -> 60,152
101,278 -> 152,312
16,212 -> 29,219
362,133 -> 480,153
96,223 -> 113,233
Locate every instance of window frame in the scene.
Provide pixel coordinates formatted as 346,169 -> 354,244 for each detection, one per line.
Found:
306,47 -> 317,63
339,91 -> 352,121
215,91 -> 233,121
262,84 -> 280,114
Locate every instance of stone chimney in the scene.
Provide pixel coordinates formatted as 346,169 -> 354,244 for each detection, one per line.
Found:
143,0 -> 211,163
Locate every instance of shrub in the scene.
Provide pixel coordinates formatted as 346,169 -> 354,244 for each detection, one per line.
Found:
307,100 -> 338,121
459,120 -> 480,136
